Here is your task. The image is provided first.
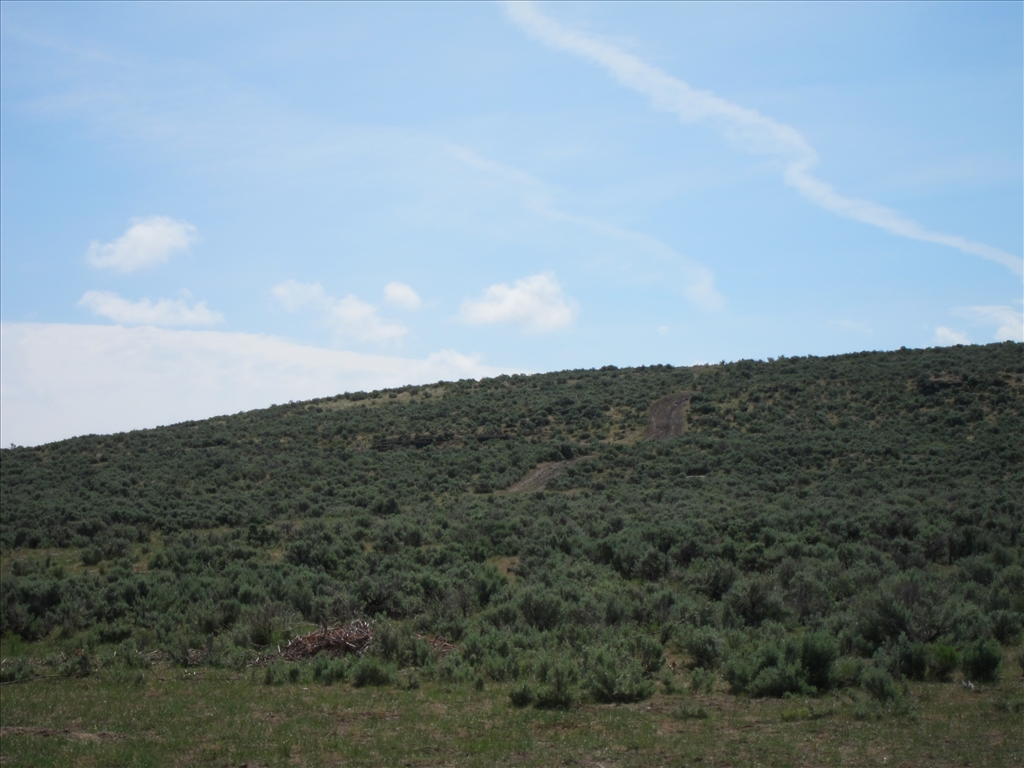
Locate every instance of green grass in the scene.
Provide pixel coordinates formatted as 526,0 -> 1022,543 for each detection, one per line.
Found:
2,664 -> 1021,767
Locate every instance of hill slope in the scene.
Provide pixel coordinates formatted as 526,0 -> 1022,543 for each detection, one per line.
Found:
2,342 -> 1022,702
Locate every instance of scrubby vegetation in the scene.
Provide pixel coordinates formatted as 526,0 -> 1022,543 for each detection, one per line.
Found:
1,342 -> 1022,762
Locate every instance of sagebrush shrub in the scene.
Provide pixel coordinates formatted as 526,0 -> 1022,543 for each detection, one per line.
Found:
686,626 -> 723,669
508,682 -> 535,708
534,658 -> 578,709
800,631 -> 837,691
689,666 -> 715,694
0,657 -> 33,683
351,656 -> 396,687
961,638 -> 1001,683
927,645 -> 959,681
585,650 -> 654,704
861,666 -> 900,704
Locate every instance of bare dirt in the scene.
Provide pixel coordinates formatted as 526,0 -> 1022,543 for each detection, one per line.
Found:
643,392 -> 692,440
0,726 -> 124,742
508,391 -> 694,491
507,459 -> 582,493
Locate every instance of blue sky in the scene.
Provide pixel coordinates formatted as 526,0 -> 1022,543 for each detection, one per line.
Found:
2,1 -> 1021,446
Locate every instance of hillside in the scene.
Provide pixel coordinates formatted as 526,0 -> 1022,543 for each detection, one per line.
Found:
2,342 -> 1022,720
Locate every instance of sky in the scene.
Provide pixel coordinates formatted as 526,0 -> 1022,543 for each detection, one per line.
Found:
1,1 -> 1021,447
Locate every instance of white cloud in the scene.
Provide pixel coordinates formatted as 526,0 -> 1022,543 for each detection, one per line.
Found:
449,146 -> 725,311
78,290 -> 223,327
86,216 -> 197,272
0,322 -> 520,447
272,280 -> 407,343
953,305 -> 1024,342
460,272 -> 578,332
503,2 -> 1023,276
934,326 -> 971,346
384,282 -> 422,310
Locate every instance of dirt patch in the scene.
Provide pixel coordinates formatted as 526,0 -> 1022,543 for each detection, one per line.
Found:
488,556 -> 520,582
507,459 -> 581,492
252,710 -> 289,726
644,392 -> 692,440
0,726 -> 124,743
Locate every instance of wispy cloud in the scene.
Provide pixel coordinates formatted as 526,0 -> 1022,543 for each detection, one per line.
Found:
383,282 -> 423,310
272,280 -> 407,343
953,305 -> 1024,342
0,322 -> 518,446
86,216 -> 197,272
934,326 -> 971,346
449,146 -> 725,311
78,290 -> 223,327
460,272 -> 578,333
502,1 -> 1023,276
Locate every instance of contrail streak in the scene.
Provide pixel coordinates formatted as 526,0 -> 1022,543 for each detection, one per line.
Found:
503,1 -> 1022,276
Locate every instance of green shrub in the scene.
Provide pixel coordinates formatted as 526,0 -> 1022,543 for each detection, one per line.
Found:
263,663 -> 289,685
672,703 -> 709,720
81,546 -> 103,566
351,656 -> 396,688
110,668 -> 146,686
114,639 -> 151,669
725,633 -> 832,697
989,610 -> 1022,645
585,650 -> 654,704
60,651 -> 92,678
260,663 -> 278,686
660,671 -> 677,694
749,661 -> 809,698
927,644 -> 960,681
961,638 -> 1001,683
690,666 -> 715,694
509,682 -> 536,708
723,654 -> 754,693
309,655 -> 350,684
402,671 -> 420,690
853,699 -> 884,721
861,667 -> 900,704
800,632 -> 837,691
631,634 -> 665,677
860,657 -> 918,718
834,657 -> 865,688
686,626 -> 723,669
882,633 -> 928,681
97,621 -> 134,644
0,657 -> 34,683
482,651 -> 520,682
518,588 -> 564,631
991,697 -> 1024,714
534,658 -> 579,709
241,605 -> 283,648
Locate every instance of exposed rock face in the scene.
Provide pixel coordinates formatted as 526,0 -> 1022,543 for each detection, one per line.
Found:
644,392 -> 692,440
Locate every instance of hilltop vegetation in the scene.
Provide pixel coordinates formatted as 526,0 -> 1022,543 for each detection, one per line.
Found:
2,342 -> 1022,724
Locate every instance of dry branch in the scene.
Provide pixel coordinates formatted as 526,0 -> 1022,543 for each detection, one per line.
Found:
415,634 -> 457,657
250,620 -> 373,666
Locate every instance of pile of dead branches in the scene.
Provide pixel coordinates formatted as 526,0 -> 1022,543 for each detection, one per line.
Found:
415,634 -> 456,657
250,620 -> 373,666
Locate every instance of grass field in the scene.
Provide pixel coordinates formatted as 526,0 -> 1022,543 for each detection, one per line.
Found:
2,660 -> 1021,767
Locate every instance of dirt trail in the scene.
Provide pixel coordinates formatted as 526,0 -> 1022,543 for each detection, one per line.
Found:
509,391 -> 692,491
507,459 -> 582,492
0,726 -> 124,742
644,392 -> 692,440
